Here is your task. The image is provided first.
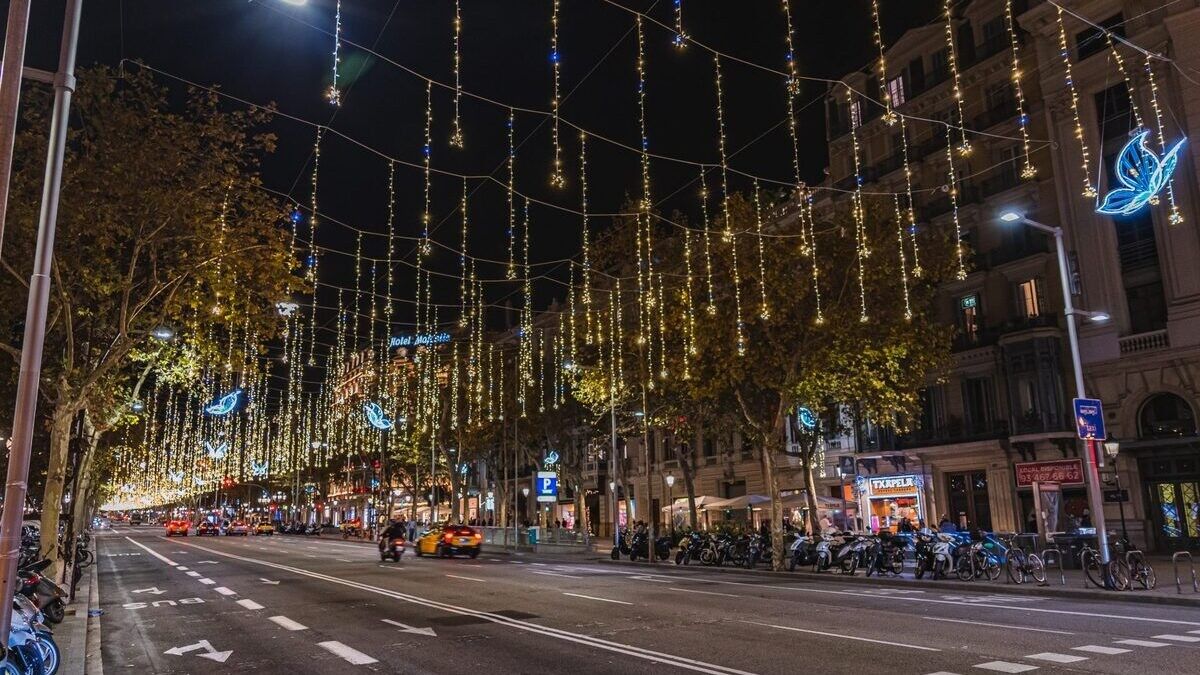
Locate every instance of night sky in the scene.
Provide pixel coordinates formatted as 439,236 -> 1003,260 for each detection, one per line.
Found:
14,0 -> 943,374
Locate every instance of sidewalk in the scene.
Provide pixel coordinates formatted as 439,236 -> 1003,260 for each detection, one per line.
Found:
600,555 -> 1200,608
58,561 -> 101,675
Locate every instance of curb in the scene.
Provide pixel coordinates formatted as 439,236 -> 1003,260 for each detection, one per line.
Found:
84,561 -> 102,675
598,558 -> 1200,608
57,561 -> 94,675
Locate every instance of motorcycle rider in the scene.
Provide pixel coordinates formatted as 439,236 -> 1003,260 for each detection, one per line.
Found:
378,517 -> 407,554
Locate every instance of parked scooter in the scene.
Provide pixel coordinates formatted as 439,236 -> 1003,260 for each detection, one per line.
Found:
17,561 -> 66,626
675,531 -> 704,565
12,594 -> 57,674
628,528 -> 671,562
863,533 -> 906,577
304,523 -> 322,536
915,532 -> 957,579
788,535 -> 818,571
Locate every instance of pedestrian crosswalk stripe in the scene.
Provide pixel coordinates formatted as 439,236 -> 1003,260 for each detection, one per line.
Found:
1071,645 -> 1130,655
1114,639 -> 1170,648
1025,653 -> 1086,664
973,661 -> 1038,673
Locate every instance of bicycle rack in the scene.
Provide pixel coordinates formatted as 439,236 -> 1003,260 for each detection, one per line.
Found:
1039,545 -> 1066,587
1172,551 -> 1198,594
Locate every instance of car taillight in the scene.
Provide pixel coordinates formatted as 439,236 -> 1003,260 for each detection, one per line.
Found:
472,533 -> 481,541
444,533 -> 454,542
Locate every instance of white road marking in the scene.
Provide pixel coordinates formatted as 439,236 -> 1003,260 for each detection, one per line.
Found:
628,569 -> 1200,628
669,587 -> 738,598
1152,634 -> 1200,643
198,578 -> 215,585
973,662 -> 1038,673
1025,653 -> 1087,664
1071,645 -> 1130,655
124,536 -> 177,565
236,599 -> 264,610
214,587 -> 236,596
377,565 -> 404,570
1113,639 -> 1170,648
923,617 -> 1073,635
1191,629 -> 1200,635
739,620 -> 939,652
337,558 -> 355,563
166,539 -> 766,675
562,592 -> 633,605
531,571 -> 583,579
530,562 -> 547,566
185,571 -> 201,578
318,641 -> 378,665
176,566 -> 189,571
445,574 -> 486,583
269,615 -> 308,631
923,672 -> 963,675
381,619 -> 437,637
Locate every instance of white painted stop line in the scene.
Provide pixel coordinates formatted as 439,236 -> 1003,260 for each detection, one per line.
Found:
318,641 -> 377,665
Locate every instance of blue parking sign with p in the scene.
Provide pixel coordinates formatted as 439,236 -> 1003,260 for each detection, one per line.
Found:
535,471 -> 557,502
1073,398 -> 1106,440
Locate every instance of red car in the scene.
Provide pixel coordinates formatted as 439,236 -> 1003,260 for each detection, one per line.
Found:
164,520 -> 189,537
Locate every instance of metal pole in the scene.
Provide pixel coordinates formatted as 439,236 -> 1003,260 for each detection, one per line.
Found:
641,383 -> 654,563
0,0 -> 81,648
0,0 -> 31,258
1114,457 -> 1129,542
512,353 -> 518,549
1050,226 -> 1112,574
610,388 -> 618,546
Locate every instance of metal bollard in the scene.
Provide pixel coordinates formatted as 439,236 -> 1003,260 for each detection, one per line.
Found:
1172,551 -> 1198,594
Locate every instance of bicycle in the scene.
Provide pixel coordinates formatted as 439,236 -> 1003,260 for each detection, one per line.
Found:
1114,538 -> 1156,590
1079,541 -> 1130,590
996,534 -> 1046,585
955,538 -> 1002,582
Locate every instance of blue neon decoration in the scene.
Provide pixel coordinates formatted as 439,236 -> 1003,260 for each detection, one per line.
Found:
363,401 -> 394,431
543,450 -> 560,468
204,389 -> 243,416
1096,129 -> 1186,217
250,460 -> 268,477
797,407 -> 818,430
168,470 -> 184,484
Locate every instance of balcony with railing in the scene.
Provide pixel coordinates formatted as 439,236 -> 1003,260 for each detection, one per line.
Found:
898,418 -> 1009,449
1119,329 -> 1169,355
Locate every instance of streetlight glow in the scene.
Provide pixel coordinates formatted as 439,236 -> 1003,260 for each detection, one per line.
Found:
999,210 -> 1023,222
280,0 -> 308,5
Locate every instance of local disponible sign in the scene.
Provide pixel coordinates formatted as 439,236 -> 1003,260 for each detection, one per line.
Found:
867,475 -> 919,497
1014,459 -> 1085,487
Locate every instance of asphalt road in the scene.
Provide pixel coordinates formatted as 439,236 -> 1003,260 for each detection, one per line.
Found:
94,526 -> 1200,674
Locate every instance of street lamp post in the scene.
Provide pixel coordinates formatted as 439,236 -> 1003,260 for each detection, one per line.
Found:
665,473 -> 676,535
1000,211 -> 1114,583
1103,440 -> 1129,543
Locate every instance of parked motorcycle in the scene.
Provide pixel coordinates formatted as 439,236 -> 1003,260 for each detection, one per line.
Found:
17,561 -> 66,626
12,594 -> 57,674
863,534 -> 905,577
788,535 -> 818,571
675,531 -> 704,565
915,532 -> 957,580
305,523 -> 322,536
628,529 -> 671,562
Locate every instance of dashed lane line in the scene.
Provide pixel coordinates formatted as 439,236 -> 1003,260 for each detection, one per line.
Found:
1024,653 -> 1087,664
1071,645 -> 1130,655
669,587 -> 738,598
185,571 -> 201,578
318,641 -> 378,665
269,615 -> 308,631
214,587 -> 236,596
531,571 -> 583,579
445,574 -> 486,583
972,662 -> 1038,673
738,620 -> 940,652
922,617 -> 1074,635
236,599 -> 265,610
562,592 -> 633,606
1113,639 -> 1170,648
1151,634 -> 1200,643
198,578 -> 215,585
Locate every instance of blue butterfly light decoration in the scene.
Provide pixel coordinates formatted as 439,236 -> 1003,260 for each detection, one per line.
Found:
363,401 -> 394,431
204,389 -> 243,416
250,460 -> 268,477
543,450 -> 560,469
797,407 -> 818,430
1096,130 -> 1186,217
168,470 -> 184,484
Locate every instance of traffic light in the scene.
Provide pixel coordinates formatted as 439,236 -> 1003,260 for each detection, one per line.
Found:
221,476 -> 235,490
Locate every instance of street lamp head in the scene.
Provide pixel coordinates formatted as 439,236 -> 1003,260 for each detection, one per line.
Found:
280,0 -> 308,5
1103,440 -> 1120,458
608,481 -> 616,491
633,411 -> 646,418
665,473 -> 675,488
1086,311 -> 1111,323
522,487 -> 530,497
999,210 -> 1023,223
149,325 -> 175,341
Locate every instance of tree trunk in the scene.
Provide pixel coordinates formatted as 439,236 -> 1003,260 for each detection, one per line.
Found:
673,443 -> 699,529
759,433 -> 787,571
41,403 -> 77,581
802,443 -> 822,536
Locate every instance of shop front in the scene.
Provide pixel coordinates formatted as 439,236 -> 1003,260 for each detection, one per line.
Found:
860,474 -> 923,533
1014,458 -> 1088,536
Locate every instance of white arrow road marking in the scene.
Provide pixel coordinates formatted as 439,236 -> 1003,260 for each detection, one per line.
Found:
260,578 -> 280,585
164,640 -> 232,663
382,619 -> 437,637
131,587 -> 165,595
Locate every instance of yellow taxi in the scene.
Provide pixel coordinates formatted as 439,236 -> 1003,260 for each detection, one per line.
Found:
415,524 -> 481,558
254,521 -> 275,536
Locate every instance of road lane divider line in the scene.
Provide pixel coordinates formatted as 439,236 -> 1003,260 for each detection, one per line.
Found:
236,599 -> 265,610
641,569 -> 1200,628
445,574 -> 486,583
1071,645 -> 1130,655
318,641 -> 378,665
531,571 -> 583,579
214,587 -> 236,596
185,571 -> 201,578
1113,639 -> 1170,647
1025,652 -> 1087,664
669,587 -> 738,598
176,566 -> 189,571
269,616 -> 308,631
562,592 -> 633,605
124,536 -> 177,566
972,661 -> 1037,673
165,538 -> 759,675
923,617 -> 1074,635
198,578 -> 215,585
737,620 -> 940,652
1152,634 -> 1200,642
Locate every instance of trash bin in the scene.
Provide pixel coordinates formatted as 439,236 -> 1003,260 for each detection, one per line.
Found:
527,526 -> 539,545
